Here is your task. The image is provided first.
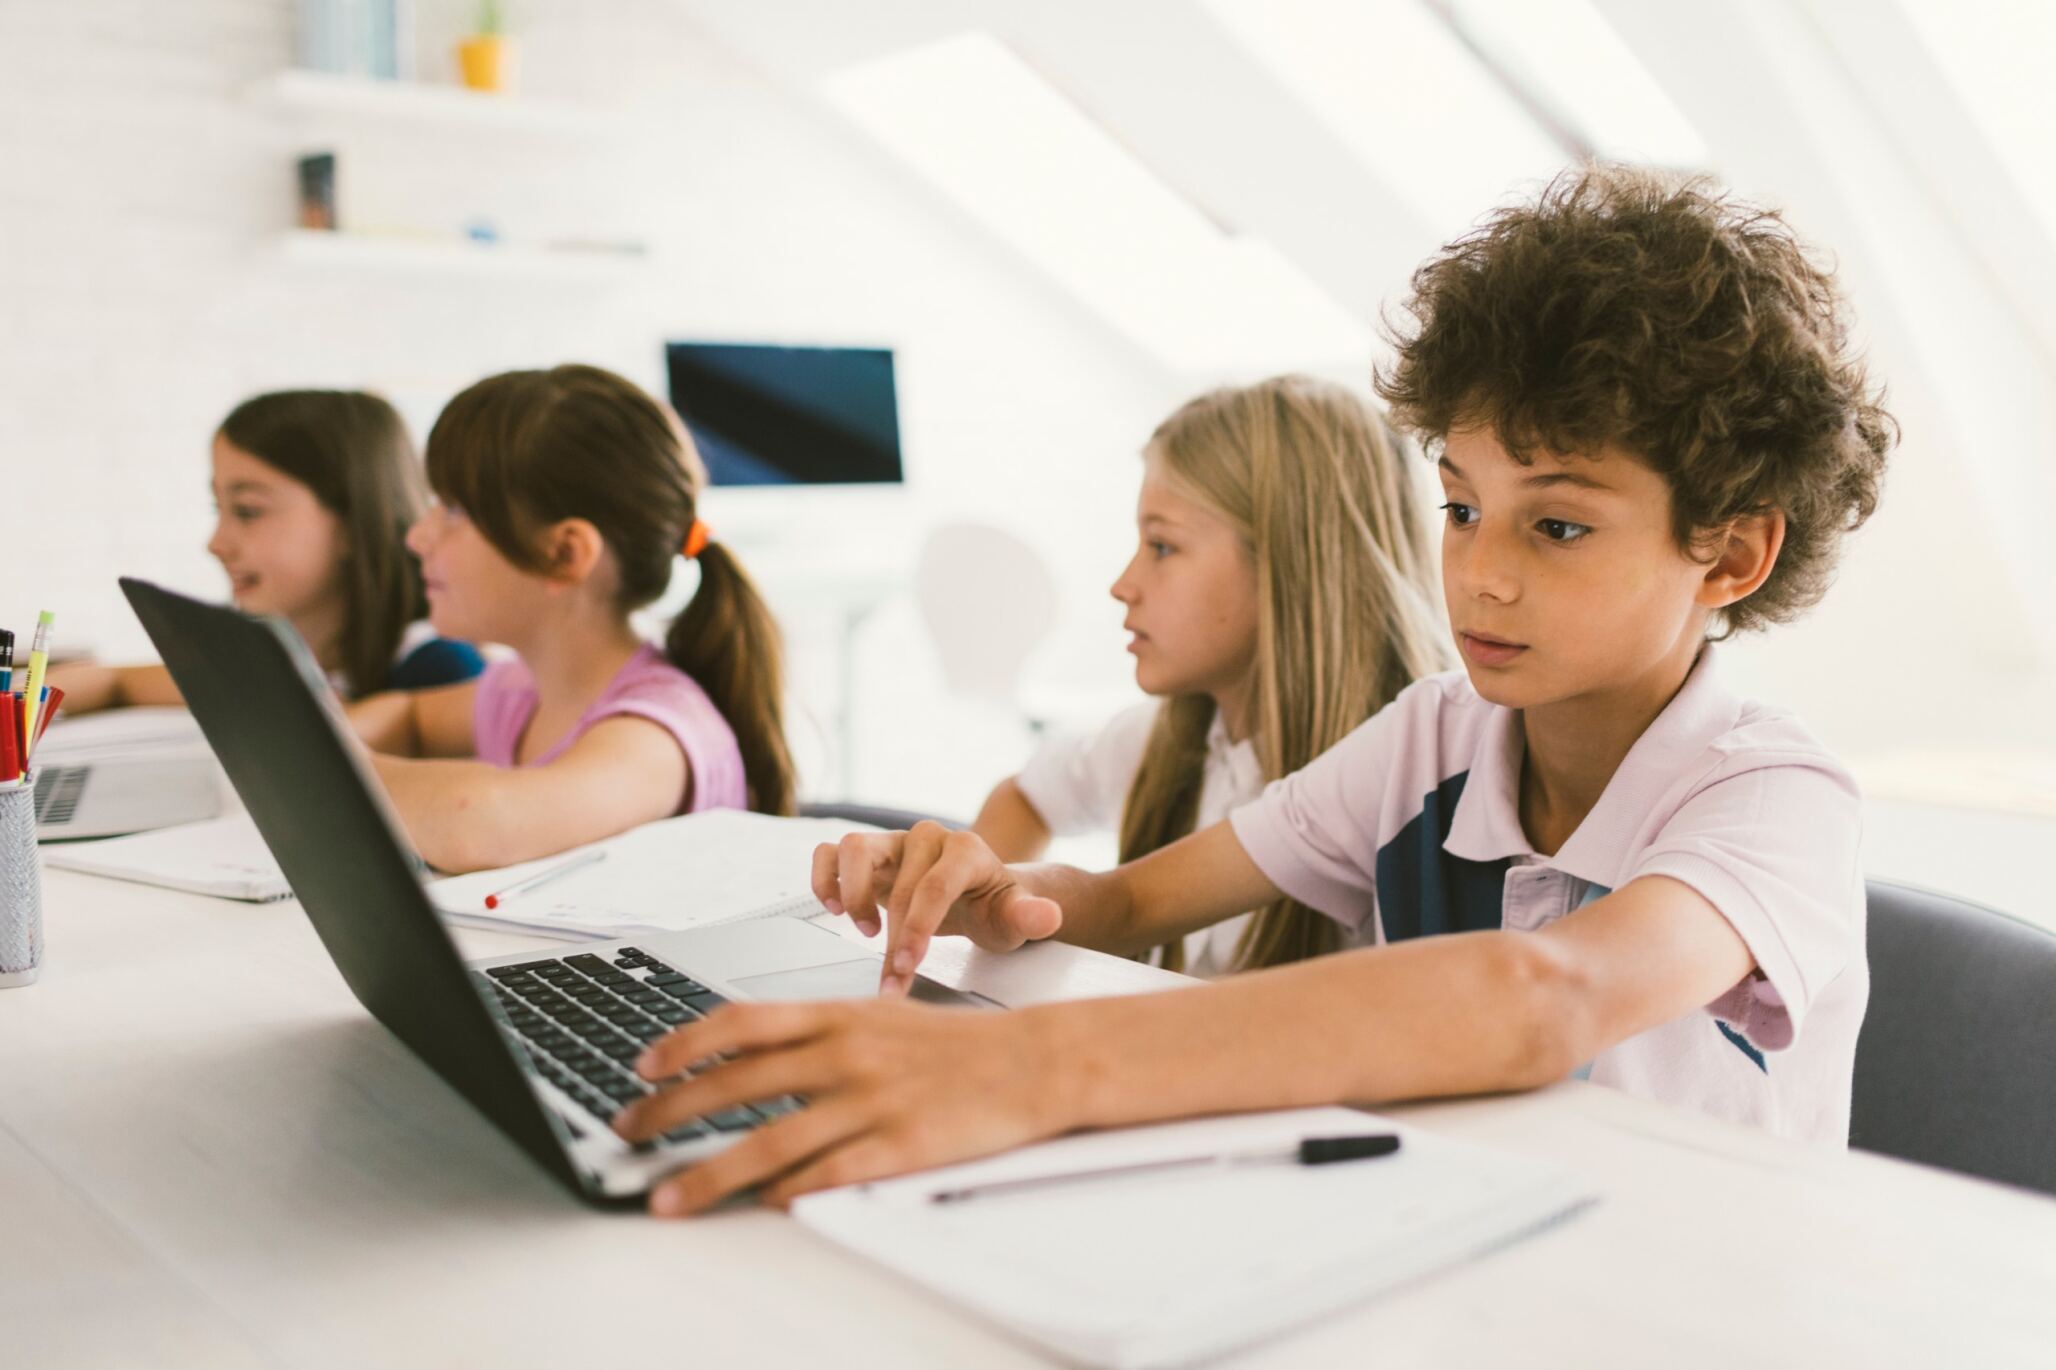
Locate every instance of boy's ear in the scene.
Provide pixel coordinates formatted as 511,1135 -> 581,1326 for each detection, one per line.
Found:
539,518 -> 606,586
1696,509 -> 1786,612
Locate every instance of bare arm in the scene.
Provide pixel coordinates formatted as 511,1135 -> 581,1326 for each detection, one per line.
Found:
367,713 -> 685,872
348,680 -> 477,757
44,662 -> 183,714
969,776 -> 1053,863
618,872 -> 1755,1215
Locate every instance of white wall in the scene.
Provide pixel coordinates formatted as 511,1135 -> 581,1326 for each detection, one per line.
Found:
0,0 -> 1178,811
5,0 -> 2050,831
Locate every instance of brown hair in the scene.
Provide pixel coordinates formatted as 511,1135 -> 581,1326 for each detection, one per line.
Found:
1118,375 -> 1449,972
424,364 -> 796,815
1375,164 -> 1895,636
218,390 -> 428,698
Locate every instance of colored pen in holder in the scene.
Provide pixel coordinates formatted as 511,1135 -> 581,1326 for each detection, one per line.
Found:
0,778 -> 43,987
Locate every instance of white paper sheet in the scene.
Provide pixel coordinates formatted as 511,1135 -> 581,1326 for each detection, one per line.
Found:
42,812 -> 291,901
426,809 -> 871,939
794,1106 -> 1597,1370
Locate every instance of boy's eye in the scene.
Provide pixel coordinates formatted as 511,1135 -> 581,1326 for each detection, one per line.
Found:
1537,518 -> 1592,544
230,505 -> 263,523
1148,539 -> 1173,559
1439,501 -> 1478,528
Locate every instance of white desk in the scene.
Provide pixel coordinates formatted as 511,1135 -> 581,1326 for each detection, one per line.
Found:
7,870 -> 2056,1369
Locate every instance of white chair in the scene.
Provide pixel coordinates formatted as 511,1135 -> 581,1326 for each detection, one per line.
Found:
913,522 -> 1059,710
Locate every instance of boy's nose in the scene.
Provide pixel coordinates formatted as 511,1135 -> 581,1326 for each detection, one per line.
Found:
1453,527 -> 1519,604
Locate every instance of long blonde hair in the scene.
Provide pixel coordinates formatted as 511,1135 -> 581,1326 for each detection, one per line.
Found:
1118,375 -> 1448,972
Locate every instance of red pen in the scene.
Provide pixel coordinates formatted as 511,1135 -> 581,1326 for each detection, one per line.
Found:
0,696 -> 18,783
30,684 -> 63,754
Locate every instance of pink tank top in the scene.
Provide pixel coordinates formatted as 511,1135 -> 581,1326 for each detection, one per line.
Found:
471,644 -> 748,816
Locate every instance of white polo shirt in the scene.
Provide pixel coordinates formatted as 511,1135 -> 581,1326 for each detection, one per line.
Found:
1228,645 -> 1868,1146
1018,702 -> 1264,977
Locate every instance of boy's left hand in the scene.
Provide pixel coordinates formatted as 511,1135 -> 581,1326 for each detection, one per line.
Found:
613,998 -> 1074,1216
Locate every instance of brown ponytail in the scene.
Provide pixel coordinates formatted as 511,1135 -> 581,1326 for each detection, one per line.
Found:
665,542 -> 796,815
425,364 -> 796,814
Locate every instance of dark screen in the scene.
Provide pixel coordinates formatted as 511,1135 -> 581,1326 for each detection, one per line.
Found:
665,342 -> 903,486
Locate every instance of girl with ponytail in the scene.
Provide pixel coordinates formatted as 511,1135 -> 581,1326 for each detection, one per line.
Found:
361,364 -> 795,873
972,375 -> 1447,975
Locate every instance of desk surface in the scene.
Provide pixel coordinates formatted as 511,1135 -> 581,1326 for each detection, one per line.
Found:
7,869 -> 2056,1369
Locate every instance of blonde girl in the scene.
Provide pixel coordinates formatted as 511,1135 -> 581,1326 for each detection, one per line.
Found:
972,374 -> 1447,974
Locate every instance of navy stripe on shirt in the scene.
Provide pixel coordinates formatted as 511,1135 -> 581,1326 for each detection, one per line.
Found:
1372,771 -> 1512,943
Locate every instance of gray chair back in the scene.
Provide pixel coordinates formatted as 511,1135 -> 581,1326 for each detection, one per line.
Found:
1852,879 -> 2056,1195
799,802 -> 965,832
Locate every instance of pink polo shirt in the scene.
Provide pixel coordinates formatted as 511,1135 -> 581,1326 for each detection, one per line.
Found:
1228,644 -> 1867,1146
472,644 -> 748,817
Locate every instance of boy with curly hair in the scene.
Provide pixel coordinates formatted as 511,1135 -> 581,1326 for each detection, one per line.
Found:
615,166 -> 1896,1217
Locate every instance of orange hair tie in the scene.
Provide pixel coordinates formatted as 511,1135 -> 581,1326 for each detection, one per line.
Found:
681,518 -> 712,560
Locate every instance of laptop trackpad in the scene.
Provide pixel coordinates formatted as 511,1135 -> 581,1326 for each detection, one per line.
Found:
731,958 -> 995,1008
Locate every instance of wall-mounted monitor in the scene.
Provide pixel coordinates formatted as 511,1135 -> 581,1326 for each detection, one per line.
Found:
665,341 -> 903,487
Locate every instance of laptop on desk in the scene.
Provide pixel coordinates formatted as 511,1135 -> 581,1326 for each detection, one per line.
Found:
34,708 -> 226,840
119,577 -> 989,1209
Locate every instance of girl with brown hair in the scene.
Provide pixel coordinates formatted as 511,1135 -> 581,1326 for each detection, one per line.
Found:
358,364 -> 795,874
52,390 -> 483,712
971,374 -> 1447,975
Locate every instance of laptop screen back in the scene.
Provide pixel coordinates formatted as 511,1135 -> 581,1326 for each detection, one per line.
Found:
118,578 -> 581,1193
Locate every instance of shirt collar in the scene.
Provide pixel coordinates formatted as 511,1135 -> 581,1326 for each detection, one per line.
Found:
1206,710 -> 1263,785
1442,643 -> 1742,886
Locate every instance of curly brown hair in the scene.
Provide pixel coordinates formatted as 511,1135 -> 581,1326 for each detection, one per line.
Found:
1375,164 -> 1896,635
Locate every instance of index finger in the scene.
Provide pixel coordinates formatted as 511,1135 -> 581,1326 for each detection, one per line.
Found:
636,1000 -> 841,1080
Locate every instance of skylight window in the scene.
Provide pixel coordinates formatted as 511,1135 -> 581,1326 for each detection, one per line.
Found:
1201,0 -> 1569,238
821,32 -> 1370,373
1897,0 -> 2056,247
1441,0 -> 1709,170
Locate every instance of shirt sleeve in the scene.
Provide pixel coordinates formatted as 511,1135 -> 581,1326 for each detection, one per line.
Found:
1014,702 -> 1160,837
594,674 -> 748,815
1227,684 -> 1431,931
387,637 -> 485,691
1630,755 -> 1864,1053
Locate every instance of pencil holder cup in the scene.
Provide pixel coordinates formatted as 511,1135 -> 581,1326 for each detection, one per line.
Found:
0,781 -> 42,987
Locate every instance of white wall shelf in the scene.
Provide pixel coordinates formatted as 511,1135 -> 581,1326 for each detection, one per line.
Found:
248,69 -> 631,138
272,229 -> 647,280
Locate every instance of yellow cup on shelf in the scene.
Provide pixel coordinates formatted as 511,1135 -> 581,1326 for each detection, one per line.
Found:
457,34 -> 518,94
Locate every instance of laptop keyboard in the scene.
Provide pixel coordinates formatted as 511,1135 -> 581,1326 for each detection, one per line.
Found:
473,947 -> 804,1146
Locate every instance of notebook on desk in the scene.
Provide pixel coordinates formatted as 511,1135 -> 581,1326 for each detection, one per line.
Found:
425,810 -> 877,939
43,812 -> 293,901
794,1105 -> 1597,1370
46,803 -> 868,934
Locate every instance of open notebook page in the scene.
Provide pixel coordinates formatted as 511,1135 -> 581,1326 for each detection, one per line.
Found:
425,809 -> 874,939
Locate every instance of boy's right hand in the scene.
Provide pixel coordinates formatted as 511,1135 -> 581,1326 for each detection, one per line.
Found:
811,822 -> 1064,996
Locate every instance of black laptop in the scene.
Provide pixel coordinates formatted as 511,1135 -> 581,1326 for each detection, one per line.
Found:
120,577 -> 983,1208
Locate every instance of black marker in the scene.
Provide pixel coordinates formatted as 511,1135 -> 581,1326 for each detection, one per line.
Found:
928,1132 -> 1402,1205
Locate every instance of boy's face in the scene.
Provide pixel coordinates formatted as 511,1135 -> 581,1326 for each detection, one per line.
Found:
1435,426 -> 1714,711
